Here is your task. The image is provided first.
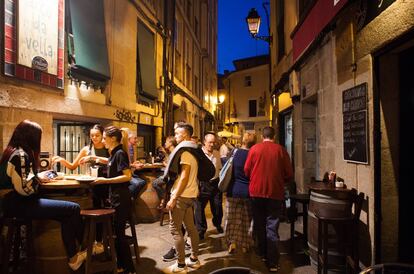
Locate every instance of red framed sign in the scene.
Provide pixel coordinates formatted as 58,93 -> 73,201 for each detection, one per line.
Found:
4,0 -> 65,88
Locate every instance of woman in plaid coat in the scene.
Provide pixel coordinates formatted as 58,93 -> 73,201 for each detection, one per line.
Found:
224,132 -> 256,254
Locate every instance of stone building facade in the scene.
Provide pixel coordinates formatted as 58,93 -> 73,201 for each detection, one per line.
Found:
269,0 -> 414,266
1,0 -> 217,165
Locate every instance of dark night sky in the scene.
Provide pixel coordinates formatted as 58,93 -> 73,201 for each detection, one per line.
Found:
218,0 -> 270,74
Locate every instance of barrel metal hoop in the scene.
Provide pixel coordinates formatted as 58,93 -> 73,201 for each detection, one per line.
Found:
310,195 -> 350,205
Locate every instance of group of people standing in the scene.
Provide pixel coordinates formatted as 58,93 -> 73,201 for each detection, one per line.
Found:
160,123 -> 293,274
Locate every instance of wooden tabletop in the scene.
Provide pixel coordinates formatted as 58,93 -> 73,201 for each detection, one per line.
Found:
139,163 -> 164,170
308,182 -> 353,192
40,179 -> 90,189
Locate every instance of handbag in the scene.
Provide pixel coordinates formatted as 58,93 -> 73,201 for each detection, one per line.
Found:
218,149 -> 237,192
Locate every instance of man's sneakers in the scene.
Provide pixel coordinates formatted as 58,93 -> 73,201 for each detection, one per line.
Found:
68,250 -> 87,271
93,242 -> 105,255
163,247 -> 178,262
185,257 -> 201,269
162,262 -> 188,274
268,265 -> 281,272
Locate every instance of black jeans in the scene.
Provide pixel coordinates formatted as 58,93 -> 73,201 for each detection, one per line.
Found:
194,179 -> 223,234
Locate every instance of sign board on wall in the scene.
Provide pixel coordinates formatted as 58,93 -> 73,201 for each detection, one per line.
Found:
342,83 -> 368,164
18,0 -> 59,75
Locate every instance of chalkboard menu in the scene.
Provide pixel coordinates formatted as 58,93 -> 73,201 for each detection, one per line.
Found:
342,83 -> 368,164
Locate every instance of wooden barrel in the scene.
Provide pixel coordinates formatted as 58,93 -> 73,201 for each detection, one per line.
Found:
308,189 -> 354,271
135,173 -> 161,223
33,193 -> 92,274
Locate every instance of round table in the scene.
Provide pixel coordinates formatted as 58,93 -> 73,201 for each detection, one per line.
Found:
307,182 -> 354,267
35,178 -> 92,274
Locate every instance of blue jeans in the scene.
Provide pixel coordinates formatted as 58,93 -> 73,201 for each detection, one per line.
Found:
152,175 -> 166,200
128,175 -> 146,200
3,192 -> 82,258
251,198 -> 282,267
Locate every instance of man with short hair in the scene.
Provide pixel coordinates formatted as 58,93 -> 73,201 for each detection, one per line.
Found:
127,132 -> 138,164
194,132 -> 223,240
163,123 -> 201,274
244,126 -> 293,273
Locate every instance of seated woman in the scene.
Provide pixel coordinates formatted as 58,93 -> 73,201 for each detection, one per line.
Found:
93,126 -> 135,273
0,120 -> 85,271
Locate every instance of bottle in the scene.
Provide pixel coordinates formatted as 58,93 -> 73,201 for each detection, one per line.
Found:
150,152 -> 154,164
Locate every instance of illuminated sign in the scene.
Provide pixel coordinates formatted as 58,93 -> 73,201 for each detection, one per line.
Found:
18,0 -> 59,75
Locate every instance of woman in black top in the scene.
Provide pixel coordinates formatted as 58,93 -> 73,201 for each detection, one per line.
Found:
93,126 -> 134,273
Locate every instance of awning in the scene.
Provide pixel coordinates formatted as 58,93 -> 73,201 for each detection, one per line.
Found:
137,21 -> 158,100
292,0 -> 348,63
67,0 -> 110,87
218,130 -> 241,139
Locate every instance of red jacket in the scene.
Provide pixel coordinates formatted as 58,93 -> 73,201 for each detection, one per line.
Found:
244,140 -> 293,200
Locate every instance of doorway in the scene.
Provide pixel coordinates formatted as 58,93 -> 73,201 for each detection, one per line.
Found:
375,35 -> 414,263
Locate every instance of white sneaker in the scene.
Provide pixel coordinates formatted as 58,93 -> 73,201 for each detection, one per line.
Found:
162,262 -> 188,273
68,250 -> 87,271
93,242 -> 105,255
185,257 -> 201,269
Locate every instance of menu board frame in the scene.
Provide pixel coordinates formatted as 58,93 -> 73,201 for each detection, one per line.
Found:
342,83 -> 369,164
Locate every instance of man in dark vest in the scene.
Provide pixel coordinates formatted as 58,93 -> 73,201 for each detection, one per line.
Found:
194,132 -> 223,240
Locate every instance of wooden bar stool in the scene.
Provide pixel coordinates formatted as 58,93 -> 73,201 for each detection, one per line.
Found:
81,208 -> 117,274
124,198 -> 140,271
1,217 -> 34,274
316,191 -> 365,274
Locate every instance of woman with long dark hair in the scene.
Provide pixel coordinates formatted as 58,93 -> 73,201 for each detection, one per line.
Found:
93,126 -> 135,273
0,120 -> 86,271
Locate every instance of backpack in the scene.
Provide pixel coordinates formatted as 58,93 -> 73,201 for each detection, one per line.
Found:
188,146 -> 215,182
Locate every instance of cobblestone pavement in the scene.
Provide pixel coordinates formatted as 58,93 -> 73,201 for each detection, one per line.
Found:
130,205 -> 316,274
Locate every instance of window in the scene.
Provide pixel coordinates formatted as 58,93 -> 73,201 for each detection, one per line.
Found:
136,21 -> 158,101
186,64 -> 192,90
175,50 -> 182,80
66,0 -> 110,88
186,0 -> 192,21
249,100 -> 257,117
244,76 -> 252,87
277,0 -> 285,62
194,76 -> 199,98
55,123 -> 91,174
194,18 -> 199,38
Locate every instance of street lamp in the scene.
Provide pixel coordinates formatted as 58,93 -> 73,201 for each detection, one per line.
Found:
246,2 -> 279,140
246,4 -> 272,43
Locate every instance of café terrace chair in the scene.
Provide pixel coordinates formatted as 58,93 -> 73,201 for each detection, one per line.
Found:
285,181 -> 310,253
359,263 -> 414,274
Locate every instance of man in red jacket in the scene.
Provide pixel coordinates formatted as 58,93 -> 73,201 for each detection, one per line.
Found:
244,126 -> 293,272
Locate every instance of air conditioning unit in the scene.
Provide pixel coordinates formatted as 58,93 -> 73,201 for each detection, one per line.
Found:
289,70 -> 300,100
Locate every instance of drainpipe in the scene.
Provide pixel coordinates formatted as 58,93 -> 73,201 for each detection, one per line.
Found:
162,0 -> 176,136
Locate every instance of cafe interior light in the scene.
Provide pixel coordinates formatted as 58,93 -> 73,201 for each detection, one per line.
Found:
218,94 -> 225,104
246,8 -> 261,37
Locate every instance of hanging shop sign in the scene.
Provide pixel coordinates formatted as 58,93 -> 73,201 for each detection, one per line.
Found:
18,0 -> 59,75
